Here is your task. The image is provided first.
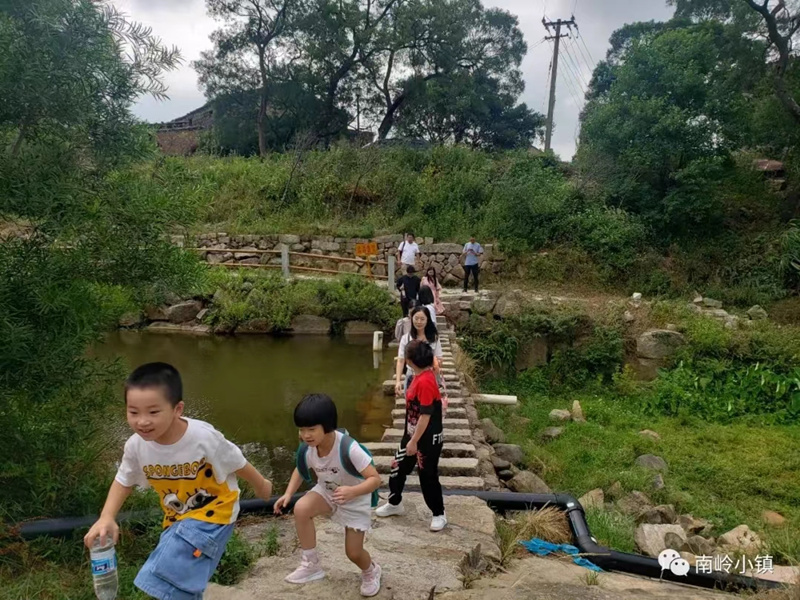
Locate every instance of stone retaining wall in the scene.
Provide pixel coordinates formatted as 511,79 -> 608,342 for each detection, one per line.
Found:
179,233 -> 506,284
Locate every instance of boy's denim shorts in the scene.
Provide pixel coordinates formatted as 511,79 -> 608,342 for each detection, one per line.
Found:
134,518 -> 235,600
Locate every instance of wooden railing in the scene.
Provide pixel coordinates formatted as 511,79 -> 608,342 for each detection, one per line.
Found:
190,245 -> 396,284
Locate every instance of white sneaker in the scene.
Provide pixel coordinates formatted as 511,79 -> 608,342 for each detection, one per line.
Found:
284,555 -> 325,584
375,501 -> 405,517
360,562 -> 382,597
430,514 -> 447,532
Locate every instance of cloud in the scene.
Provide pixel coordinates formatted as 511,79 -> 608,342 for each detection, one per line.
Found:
117,0 -> 675,157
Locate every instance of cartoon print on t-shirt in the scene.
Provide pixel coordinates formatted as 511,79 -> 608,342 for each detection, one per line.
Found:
142,458 -> 239,527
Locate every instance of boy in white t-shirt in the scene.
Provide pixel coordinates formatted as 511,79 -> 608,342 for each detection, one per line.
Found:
83,362 -> 273,600
274,394 -> 383,597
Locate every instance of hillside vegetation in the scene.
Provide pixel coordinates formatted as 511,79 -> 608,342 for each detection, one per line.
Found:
127,147 -> 797,307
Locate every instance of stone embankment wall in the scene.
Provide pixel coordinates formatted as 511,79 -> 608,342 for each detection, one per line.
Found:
180,233 -> 506,284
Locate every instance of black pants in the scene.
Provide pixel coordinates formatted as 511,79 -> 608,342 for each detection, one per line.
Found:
388,433 -> 444,516
463,264 -> 480,292
400,296 -> 412,317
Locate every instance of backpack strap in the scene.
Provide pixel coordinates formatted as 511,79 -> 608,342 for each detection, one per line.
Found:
338,432 -> 363,480
295,443 -> 313,484
339,432 -> 380,508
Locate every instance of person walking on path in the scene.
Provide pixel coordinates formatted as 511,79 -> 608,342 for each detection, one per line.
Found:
396,233 -> 420,270
394,306 -> 442,396
461,236 -> 483,293
421,267 -> 445,315
376,340 -> 446,532
395,265 -> 421,317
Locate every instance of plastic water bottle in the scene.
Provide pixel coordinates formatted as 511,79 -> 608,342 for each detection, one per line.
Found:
90,536 -> 118,600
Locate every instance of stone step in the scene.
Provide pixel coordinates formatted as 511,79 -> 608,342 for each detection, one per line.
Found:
373,456 -> 479,476
363,442 -> 477,458
382,428 -> 473,444
392,408 -> 467,420
379,474 -> 484,491
394,398 -> 465,408
393,418 -> 469,430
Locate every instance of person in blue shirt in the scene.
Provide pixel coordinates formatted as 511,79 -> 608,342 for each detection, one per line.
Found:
461,236 -> 483,292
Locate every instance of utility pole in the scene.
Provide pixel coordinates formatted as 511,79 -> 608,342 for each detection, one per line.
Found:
543,17 -> 576,152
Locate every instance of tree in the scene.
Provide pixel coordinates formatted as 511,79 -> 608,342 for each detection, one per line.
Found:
0,0 -> 180,166
577,20 -> 768,237
0,0 -> 200,521
209,76 -> 342,154
362,0 -> 528,140
295,0 -> 402,142
194,0 -> 305,156
669,0 -> 800,125
394,70 -> 544,149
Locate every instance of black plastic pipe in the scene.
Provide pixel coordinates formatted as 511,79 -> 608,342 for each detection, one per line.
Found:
16,490 -> 782,592
438,490 -> 782,593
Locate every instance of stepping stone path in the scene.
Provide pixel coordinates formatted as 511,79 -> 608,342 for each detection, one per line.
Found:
365,308 -> 486,490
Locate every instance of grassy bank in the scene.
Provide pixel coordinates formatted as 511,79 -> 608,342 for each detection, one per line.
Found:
114,147 -> 797,307
464,300 -> 800,562
0,518 -> 270,600
201,269 -> 399,332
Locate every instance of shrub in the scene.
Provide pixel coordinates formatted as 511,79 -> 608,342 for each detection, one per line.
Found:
459,307 -> 624,386
646,359 -> 800,423
205,271 -> 397,332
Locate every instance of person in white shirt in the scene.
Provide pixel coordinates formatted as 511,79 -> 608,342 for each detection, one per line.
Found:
395,306 -> 443,396
396,233 -> 420,269
83,363 -> 273,600
274,394 -> 383,597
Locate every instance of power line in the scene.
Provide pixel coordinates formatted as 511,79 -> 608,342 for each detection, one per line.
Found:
557,64 -> 584,109
570,34 -> 595,74
562,41 -> 589,89
559,57 -> 585,105
548,38 -> 583,107
530,37 -> 548,52
576,29 -> 596,67
541,54 -> 553,114
558,39 -> 587,92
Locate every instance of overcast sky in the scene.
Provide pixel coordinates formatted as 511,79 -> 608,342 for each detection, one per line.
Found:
115,0 -> 674,159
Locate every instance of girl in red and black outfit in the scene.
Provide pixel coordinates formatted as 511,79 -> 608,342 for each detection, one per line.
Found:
375,340 -> 446,531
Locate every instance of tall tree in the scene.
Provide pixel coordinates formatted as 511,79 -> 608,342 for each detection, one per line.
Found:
362,0 -> 527,140
394,70 -> 544,149
577,20 -> 767,237
194,0 -> 305,156
1,0 -> 180,166
0,0 -> 200,520
209,77 -> 346,154
296,0 -> 402,141
669,0 -> 800,124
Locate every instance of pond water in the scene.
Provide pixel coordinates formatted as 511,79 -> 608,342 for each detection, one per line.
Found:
95,331 -> 395,485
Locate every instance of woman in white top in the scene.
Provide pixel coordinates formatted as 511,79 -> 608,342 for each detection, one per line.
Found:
394,306 -> 442,396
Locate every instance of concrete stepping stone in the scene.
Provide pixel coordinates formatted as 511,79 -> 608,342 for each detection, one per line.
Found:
382,428 -> 472,444
373,456 -> 479,476
363,442 -> 477,458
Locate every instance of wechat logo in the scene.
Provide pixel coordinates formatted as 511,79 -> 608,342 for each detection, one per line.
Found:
658,549 -> 691,577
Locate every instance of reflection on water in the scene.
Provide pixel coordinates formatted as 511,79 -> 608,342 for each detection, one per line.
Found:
95,331 -> 395,484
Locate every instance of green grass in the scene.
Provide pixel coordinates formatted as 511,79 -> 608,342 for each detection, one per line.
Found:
0,524 -> 260,600
479,383 -> 800,562
584,507 -> 637,554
